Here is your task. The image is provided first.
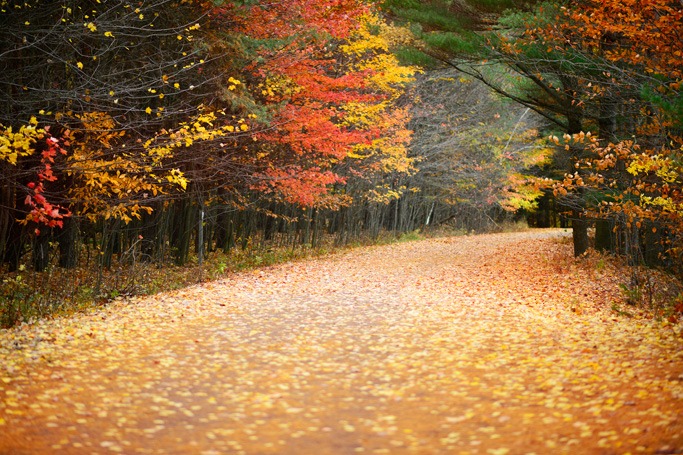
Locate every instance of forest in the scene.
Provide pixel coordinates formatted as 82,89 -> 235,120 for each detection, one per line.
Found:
1,2 -> 683,453
1,0 -> 682,327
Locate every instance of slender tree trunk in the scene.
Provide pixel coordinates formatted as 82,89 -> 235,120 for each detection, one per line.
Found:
197,200 -> 204,266
32,231 -> 50,272
171,198 -> 194,266
3,221 -> 24,272
58,216 -> 79,269
572,215 -> 590,257
562,99 -> 589,257
311,208 -> 319,248
595,90 -> 619,253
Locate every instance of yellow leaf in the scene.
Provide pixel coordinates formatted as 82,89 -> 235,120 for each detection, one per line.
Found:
77,62 -> 84,69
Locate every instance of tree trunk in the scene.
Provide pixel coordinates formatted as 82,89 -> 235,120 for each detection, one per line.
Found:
197,202 -> 204,266
3,221 -> 24,272
171,199 -> 194,266
58,216 -> 79,268
572,215 -> 590,257
311,208 -> 319,248
594,218 -> 613,253
564,104 -> 587,257
32,231 -> 50,272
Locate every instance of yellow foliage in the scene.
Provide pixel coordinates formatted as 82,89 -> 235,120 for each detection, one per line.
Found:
260,75 -> 301,98
340,14 -> 418,100
340,13 -> 416,56
63,110 -> 229,223
639,195 -> 680,212
501,174 -> 548,212
0,122 -> 42,165
357,53 -> 417,95
144,109 -> 251,164
342,101 -> 389,128
339,14 -> 388,56
166,169 -> 187,190
627,154 -> 680,183
336,16 -> 417,203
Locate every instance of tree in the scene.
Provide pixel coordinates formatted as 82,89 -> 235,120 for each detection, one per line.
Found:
402,69 -> 552,232
1,0 -> 421,274
550,0 -> 683,274
213,1 -> 416,208
381,0 -> 682,257
0,0 -> 248,269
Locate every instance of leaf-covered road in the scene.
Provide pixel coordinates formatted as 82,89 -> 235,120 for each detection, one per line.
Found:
1,230 -> 682,454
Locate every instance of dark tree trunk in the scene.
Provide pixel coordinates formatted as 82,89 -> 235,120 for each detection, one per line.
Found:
564,104 -> 589,257
171,199 -> 194,266
32,231 -> 50,272
2,221 -> 24,272
100,220 -> 121,270
311,208 -> 319,247
594,219 -> 613,253
530,192 -> 553,228
58,216 -> 79,268
572,215 -> 590,257
215,208 -> 235,253
264,212 -> 276,241
139,206 -> 162,262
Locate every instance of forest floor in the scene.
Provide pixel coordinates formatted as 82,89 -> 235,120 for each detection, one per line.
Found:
1,229 -> 682,455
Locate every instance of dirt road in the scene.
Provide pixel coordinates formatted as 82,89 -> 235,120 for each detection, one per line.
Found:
1,230 -> 682,454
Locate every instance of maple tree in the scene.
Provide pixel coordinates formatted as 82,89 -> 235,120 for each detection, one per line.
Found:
214,1 -> 415,208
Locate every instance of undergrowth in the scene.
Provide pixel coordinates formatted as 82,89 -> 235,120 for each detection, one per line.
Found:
0,230 -> 431,328
5,226 -> 679,329
578,248 -> 683,323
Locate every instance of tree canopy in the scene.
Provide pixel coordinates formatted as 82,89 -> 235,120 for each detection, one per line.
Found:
383,0 -> 683,268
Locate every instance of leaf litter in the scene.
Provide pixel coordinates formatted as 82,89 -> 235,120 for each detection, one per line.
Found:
1,229 -> 682,454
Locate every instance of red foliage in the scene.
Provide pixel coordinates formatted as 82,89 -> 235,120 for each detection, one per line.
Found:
23,128 -> 71,232
222,0 -> 368,40
213,0 -> 383,207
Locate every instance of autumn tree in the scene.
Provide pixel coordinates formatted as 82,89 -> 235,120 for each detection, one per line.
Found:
0,0 -> 250,270
551,0 -> 683,274
383,0 -> 683,274
211,2 -> 417,212
1,0 -> 420,277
